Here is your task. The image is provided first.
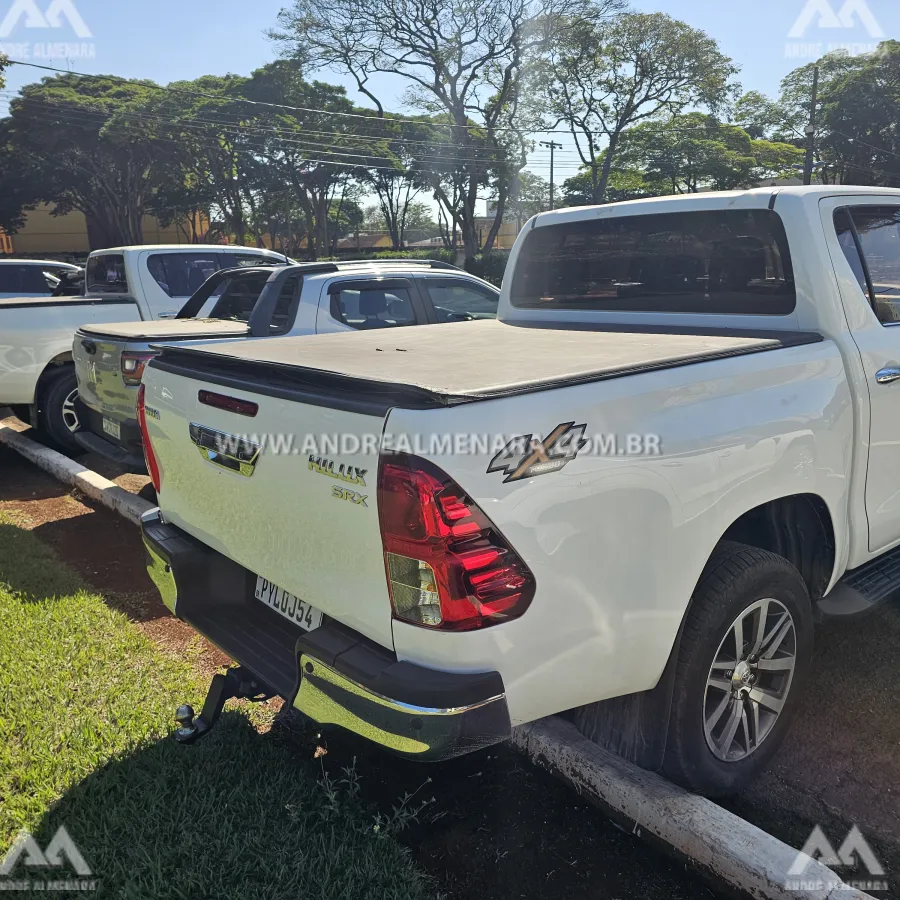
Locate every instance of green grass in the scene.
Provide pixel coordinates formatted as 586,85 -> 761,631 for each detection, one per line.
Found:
0,516 -> 433,899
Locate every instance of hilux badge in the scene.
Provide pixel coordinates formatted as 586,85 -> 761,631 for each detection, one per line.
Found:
308,455 -> 367,487
488,422 -> 588,483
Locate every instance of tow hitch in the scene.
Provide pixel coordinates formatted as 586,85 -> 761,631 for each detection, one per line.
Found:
174,667 -> 274,743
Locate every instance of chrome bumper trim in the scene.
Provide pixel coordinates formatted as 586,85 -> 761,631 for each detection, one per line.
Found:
293,654 -> 510,760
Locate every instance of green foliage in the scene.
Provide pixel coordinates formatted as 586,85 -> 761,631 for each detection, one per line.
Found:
0,515 -> 432,899
371,248 -> 455,263
464,252 -> 509,286
545,10 -> 739,204
817,41 -> 900,186
617,114 -> 803,193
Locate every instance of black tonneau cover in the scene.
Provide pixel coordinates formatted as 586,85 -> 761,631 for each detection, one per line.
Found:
149,319 -> 823,415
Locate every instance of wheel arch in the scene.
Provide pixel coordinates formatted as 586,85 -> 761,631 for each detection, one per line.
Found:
36,352 -> 75,398
716,493 -> 836,603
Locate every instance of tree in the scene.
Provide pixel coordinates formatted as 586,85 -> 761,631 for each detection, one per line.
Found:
270,0 -> 620,264
618,115 -> 802,193
817,42 -> 900,186
561,159 -> 666,205
0,74 -> 163,246
0,52 -> 7,90
545,11 -> 738,204
502,170 -> 550,226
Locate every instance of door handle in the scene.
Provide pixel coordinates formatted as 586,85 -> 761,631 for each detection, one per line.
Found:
876,366 -> 900,384
158,312 -> 178,319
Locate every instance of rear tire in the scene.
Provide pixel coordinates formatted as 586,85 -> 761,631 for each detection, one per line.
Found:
37,367 -> 82,454
662,541 -> 813,797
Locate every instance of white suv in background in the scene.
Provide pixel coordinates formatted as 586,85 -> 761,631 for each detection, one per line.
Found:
0,259 -> 82,299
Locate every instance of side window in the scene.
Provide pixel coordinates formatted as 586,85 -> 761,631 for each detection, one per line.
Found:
835,206 -> 900,325
0,265 -> 51,293
833,208 -> 870,301
330,284 -> 417,330
86,255 -> 128,294
424,279 -> 499,321
147,253 -> 221,298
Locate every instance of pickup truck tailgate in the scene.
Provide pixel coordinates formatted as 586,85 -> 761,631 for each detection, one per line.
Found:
74,319 -> 250,418
141,361 -> 392,650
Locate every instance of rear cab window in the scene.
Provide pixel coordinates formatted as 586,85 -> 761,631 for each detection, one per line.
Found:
210,272 -> 299,333
86,254 -> 128,294
511,209 -> 796,315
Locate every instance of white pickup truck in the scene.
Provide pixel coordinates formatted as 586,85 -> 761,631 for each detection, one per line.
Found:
0,244 -> 285,449
72,260 -> 498,472
139,186 -> 900,796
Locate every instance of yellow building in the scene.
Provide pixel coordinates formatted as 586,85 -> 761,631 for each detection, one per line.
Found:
0,204 -> 201,258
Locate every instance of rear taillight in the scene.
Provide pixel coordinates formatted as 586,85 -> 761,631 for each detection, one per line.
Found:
378,454 -> 535,631
137,383 -> 162,493
121,351 -> 158,386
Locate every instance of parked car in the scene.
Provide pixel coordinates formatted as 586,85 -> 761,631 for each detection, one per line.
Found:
0,259 -> 82,299
139,186 -> 900,796
0,244 -> 286,450
73,260 -> 498,471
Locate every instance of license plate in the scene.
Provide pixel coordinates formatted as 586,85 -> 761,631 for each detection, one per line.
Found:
254,575 -> 323,632
102,417 -> 121,440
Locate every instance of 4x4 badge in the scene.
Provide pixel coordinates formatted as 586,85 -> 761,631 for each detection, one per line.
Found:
487,422 -> 588,483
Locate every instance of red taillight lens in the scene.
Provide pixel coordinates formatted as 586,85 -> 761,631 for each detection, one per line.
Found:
137,383 -> 162,493
377,453 -> 535,631
121,351 -> 158,386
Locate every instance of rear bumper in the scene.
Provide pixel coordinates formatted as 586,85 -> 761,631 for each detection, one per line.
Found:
141,509 -> 510,760
73,397 -> 146,472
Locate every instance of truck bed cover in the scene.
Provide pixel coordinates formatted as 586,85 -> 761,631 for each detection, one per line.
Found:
79,318 -> 250,340
150,319 -> 823,412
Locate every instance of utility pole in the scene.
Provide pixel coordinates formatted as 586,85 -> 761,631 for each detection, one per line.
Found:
540,140 -> 564,210
803,65 -> 820,186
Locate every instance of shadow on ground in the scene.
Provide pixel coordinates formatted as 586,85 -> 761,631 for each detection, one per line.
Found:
4,713 -> 431,900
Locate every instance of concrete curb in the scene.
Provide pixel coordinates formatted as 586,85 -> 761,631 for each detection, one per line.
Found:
511,717 -> 875,900
0,420 -> 878,900
0,423 -> 153,526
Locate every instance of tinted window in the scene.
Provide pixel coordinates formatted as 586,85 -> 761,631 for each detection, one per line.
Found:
331,285 -> 417,329
836,206 -> 900,325
86,255 -> 128,294
0,264 -> 54,293
225,253 -> 283,268
511,209 -> 795,315
833,208 -> 871,301
425,280 -> 499,321
147,253 -> 221,297
209,272 -> 276,323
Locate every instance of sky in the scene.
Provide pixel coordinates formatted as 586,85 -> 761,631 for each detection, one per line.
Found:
0,0 -> 896,214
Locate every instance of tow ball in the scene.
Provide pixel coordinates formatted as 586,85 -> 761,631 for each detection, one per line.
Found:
174,666 -> 274,743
